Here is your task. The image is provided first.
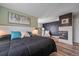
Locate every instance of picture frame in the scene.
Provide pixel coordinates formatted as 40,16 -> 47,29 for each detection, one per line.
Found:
59,13 -> 72,26
8,12 -> 30,25
61,18 -> 69,24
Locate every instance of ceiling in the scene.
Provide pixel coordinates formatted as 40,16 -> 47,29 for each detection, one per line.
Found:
0,3 -> 79,23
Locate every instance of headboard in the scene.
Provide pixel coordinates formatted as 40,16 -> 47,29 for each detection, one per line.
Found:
0,25 -> 32,34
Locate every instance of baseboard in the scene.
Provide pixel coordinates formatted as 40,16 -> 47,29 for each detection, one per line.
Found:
73,42 -> 79,46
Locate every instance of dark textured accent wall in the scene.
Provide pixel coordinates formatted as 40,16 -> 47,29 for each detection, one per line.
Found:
59,13 -> 72,26
43,21 -> 59,36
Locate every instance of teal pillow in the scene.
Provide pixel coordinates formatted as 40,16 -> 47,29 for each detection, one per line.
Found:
11,31 -> 21,40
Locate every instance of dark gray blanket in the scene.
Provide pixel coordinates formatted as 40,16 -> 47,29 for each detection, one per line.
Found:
0,36 -> 57,56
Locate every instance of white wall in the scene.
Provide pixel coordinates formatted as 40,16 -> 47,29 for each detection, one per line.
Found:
38,18 -> 59,23
74,13 -> 79,43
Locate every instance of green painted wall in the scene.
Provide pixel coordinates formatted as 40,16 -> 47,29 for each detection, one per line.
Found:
30,16 -> 38,27
0,6 -> 38,27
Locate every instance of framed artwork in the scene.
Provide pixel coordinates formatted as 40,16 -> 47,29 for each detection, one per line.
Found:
8,12 -> 30,25
62,18 -> 69,24
59,13 -> 72,26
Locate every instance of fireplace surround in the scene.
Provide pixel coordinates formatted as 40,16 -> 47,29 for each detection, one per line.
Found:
59,13 -> 73,45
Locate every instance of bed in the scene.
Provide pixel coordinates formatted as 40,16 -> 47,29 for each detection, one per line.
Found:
0,35 -> 57,56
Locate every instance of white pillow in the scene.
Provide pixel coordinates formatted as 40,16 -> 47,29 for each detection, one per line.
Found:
44,30 -> 50,37
21,32 -> 30,38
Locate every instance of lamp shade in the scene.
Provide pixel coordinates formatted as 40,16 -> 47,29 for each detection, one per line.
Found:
32,27 -> 38,35
0,30 -> 8,36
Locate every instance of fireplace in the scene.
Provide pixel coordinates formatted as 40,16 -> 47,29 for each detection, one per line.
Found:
59,31 -> 68,40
